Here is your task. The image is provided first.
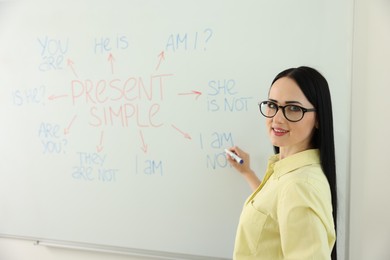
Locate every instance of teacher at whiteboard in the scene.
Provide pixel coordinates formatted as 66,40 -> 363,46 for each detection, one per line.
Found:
227,66 -> 337,260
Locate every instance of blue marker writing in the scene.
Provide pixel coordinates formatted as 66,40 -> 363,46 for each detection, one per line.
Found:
224,148 -> 244,164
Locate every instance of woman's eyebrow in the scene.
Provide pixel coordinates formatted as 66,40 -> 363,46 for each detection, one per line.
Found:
268,98 -> 303,105
285,100 -> 303,105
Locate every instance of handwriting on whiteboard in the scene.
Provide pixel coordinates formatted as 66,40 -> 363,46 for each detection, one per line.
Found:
9,30 -> 254,183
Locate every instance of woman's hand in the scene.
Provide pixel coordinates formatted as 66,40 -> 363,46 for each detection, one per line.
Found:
226,146 -> 261,191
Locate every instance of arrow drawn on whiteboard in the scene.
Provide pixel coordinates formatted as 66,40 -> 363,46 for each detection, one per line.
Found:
97,131 -> 104,153
155,51 -> 165,71
67,59 -> 79,78
48,94 -> 68,101
139,130 -> 148,153
178,90 -> 202,100
108,53 -> 115,74
64,115 -> 77,135
171,124 -> 192,140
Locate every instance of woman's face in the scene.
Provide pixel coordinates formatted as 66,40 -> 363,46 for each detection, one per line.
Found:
266,77 -> 317,157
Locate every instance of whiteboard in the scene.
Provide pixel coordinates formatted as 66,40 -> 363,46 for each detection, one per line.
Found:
0,0 -> 352,259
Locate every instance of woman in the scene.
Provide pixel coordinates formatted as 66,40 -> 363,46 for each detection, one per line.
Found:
227,66 -> 337,259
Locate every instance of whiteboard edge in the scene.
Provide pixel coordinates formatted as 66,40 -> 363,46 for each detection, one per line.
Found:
0,234 -> 230,260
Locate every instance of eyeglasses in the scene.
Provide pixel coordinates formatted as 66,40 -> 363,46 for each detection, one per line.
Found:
258,100 -> 316,122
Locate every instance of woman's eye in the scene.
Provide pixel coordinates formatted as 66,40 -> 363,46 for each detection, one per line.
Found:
288,105 -> 301,112
268,102 -> 277,109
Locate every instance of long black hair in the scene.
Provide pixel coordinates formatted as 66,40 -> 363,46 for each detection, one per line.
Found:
270,66 -> 337,260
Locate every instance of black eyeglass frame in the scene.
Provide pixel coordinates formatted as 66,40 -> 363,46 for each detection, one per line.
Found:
258,100 -> 316,122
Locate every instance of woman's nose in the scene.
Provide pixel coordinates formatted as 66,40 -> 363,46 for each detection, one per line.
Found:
273,108 -> 285,122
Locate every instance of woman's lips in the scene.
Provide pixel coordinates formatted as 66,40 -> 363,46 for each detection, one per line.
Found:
272,127 -> 289,136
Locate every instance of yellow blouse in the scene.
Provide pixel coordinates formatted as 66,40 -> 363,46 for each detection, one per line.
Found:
233,149 -> 336,260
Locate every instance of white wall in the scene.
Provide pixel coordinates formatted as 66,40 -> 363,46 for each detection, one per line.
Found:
349,0 -> 390,259
1,0 -> 388,259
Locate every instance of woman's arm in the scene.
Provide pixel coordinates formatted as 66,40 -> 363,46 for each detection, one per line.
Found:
278,180 -> 335,259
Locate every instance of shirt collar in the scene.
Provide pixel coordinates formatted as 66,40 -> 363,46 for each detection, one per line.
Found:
271,149 -> 321,179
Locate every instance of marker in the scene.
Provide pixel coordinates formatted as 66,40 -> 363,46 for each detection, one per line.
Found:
224,149 -> 244,164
